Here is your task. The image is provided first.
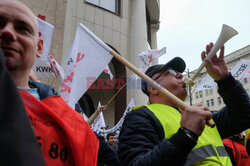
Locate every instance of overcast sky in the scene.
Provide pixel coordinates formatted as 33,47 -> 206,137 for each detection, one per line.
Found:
157,0 -> 250,71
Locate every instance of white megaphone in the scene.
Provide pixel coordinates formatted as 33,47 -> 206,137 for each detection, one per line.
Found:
183,24 -> 238,86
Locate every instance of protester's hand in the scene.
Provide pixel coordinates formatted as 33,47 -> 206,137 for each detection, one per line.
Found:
98,105 -> 107,112
180,104 -> 212,136
201,42 -> 229,81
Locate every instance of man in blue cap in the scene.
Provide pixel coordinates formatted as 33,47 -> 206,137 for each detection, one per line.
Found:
118,43 -> 250,165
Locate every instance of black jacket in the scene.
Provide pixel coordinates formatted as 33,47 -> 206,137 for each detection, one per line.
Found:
0,49 -> 45,165
118,74 -> 250,166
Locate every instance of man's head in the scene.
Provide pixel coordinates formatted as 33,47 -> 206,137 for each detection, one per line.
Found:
107,132 -> 117,147
141,57 -> 187,102
0,0 -> 42,78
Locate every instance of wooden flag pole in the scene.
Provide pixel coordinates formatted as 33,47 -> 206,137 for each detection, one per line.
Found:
109,50 -> 215,128
87,80 -> 127,125
105,82 -> 127,107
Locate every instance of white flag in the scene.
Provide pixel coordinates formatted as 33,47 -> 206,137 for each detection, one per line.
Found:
195,59 -> 250,90
231,59 -> 250,80
32,18 -> 55,79
32,60 -> 55,79
91,102 -> 106,134
138,47 -> 166,66
103,65 -> 113,79
36,17 -> 54,61
60,23 -> 113,108
195,74 -> 217,90
48,54 -> 65,83
103,97 -> 136,137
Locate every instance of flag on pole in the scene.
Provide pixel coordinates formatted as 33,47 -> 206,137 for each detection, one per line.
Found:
91,102 -> 106,134
60,23 -> 113,108
102,97 -> 136,137
138,47 -> 167,66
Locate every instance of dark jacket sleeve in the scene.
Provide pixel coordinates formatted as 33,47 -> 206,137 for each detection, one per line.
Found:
118,107 -> 196,166
212,73 -> 250,139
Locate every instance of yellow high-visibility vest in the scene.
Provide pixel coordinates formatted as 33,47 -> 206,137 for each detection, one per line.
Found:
133,104 -> 232,166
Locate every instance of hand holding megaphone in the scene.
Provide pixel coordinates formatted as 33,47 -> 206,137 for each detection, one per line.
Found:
183,24 -> 238,86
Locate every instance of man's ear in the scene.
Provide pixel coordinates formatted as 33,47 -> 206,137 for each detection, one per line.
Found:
148,84 -> 159,96
36,39 -> 43,58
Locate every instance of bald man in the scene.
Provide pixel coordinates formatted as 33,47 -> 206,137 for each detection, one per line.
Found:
0,1 -> 99,165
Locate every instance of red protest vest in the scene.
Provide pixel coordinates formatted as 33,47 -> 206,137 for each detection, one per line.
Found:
19,89 -> 99,166
223,138 -> 250,166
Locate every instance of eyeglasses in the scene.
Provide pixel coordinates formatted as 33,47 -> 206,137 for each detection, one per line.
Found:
153,69 -> 178,81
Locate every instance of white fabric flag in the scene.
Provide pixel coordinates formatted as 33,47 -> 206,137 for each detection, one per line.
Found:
60,23 -> 113,108
32,56 -> 65,81
91,102 -> 106,134
100,97 -> 136,137
195,74 -> 217,90
195,59 -> 250,90
32,18 -> 55,79
36,17 -> 54,61
48,54 -> 65,83
231,59 -> 250,80
138,47 -> 167,66
32,60 -> 55,79
103,65 -> 113,79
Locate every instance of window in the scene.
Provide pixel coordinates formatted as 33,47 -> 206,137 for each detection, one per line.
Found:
199,91 -> 203,98
210,99 -> 214,106
195,92 -> 198,99
205,89 -> 209,96
86,0 -> 120,14
206,100 -> 210,107
217,97 -> 221,105
210,89 -> 213,95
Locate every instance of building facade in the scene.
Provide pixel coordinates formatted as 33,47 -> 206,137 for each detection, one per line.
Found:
185,45 -> 250,111
20,0 -> 161,127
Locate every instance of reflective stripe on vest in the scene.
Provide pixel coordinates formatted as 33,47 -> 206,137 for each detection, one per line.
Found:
184,145 -> 228,166
140,104 -> 232,166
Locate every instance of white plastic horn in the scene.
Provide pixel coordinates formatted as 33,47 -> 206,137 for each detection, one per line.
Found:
183,24 -> 238,86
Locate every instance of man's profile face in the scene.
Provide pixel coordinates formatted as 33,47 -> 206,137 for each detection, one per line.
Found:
0,0 -> 40,73
108,135 -> 117,146
152,69 -> 187,101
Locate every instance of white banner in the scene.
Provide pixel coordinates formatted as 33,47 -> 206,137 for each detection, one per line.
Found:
195,59 -> 250,90
96,97 -> 136,137
91,102 -> 106,134
138,47 -> 167,66
60,23 -> 113,108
